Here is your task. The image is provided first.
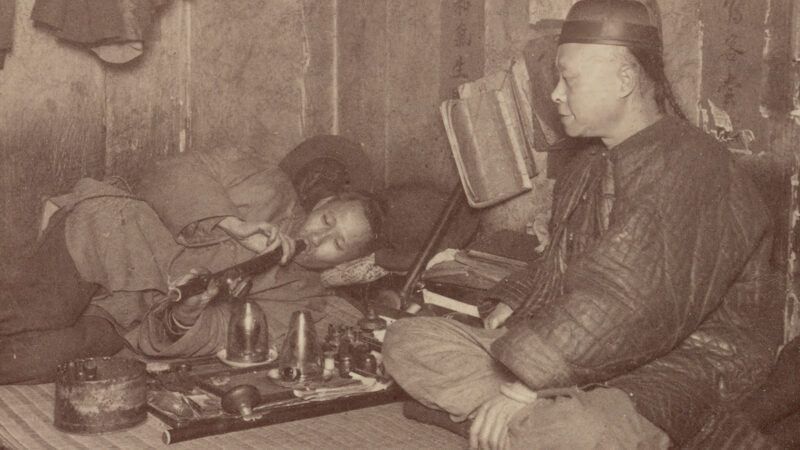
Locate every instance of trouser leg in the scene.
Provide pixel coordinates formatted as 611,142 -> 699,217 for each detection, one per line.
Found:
0,212 -> 124,384
0,315 -> 125,384
507,387 -> 671,449
383,317 -> 671,448
0,211 -> 97,335
383,317 -> 513,418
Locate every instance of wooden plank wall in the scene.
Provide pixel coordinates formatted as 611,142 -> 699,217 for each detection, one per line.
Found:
337,0 -> 481,192
0,0 -> 335,256
104,0 -> 187,180
336,0 -> 703,238
189,0 -> 330,156
0,0 -> 106,256
337,0 -> 393,188
699,0 -> 800,340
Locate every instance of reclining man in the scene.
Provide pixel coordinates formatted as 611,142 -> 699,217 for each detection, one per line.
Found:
0,136 -> 384,384
384,0 -> 782,448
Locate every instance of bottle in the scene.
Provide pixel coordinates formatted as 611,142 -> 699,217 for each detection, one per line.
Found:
358,306 -> 387,333
338,355 -> 352,378
362,354 -> 378,374
322,350 -> 336,381
324,324 -> 340,353
83,359 -> 98,381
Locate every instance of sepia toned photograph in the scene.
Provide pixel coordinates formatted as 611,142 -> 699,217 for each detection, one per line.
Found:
0,0 -> 798,448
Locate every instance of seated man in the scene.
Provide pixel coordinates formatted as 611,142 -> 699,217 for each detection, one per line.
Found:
384,1 -> 781,448
0,136 -> 384,384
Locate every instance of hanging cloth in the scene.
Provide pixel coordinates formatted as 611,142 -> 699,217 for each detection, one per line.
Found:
90,0 -> 171,64
0,0 -> 15,69
32,0 -> 123,44
31,0 -> 171,64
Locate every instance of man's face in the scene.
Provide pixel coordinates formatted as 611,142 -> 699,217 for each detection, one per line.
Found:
293,198 -> 372,270
550,43 -> 624,139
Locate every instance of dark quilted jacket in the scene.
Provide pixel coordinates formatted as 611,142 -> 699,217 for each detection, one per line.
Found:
682,410 -> 782,449
489,117 -> 783,444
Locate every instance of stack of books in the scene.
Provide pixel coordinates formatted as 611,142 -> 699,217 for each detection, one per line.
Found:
421,251 -> 531,318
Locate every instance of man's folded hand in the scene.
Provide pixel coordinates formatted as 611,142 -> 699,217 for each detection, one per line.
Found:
469,393 -> 528,449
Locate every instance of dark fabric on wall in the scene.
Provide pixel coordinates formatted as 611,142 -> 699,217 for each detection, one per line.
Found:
31,0 -> 172,45
0,0 -> 15,69
32,0 -> 123,44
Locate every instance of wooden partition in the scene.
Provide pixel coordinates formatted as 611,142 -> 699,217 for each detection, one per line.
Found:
0,0 -> 335,255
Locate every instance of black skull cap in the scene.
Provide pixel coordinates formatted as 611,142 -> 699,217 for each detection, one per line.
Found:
558,0 -> 661,51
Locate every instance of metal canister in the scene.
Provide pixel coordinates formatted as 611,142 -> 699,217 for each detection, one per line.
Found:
362,354 -> 378,374
322,350 -> 336,381
54,357 -> 147,434
338,355 -> 353,378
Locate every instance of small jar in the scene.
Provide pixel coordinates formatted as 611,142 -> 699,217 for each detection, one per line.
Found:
338,355 -> 352,378
322,350 -> 336,381
82,359 -> 98,381
362,354 -> 378,374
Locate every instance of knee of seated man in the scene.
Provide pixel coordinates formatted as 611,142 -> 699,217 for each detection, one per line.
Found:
383,317 -> 442,368
507,388 -> 668,449
383,318 -> 419,362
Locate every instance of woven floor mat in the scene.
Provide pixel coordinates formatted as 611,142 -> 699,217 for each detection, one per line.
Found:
0,384 -> 465,449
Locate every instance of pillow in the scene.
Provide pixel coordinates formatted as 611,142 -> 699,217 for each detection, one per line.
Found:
320,253 -> 390,288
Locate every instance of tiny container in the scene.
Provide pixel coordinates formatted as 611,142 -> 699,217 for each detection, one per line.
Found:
322,350 -> 336,381
338,355 -> 353,378
362,354 -> 378,374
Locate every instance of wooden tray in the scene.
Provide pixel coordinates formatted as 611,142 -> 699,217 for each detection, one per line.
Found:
146,358 -> 406,444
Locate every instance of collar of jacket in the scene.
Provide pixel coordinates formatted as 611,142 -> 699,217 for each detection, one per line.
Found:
606,116 -> 679,163
605,116 -> 682,192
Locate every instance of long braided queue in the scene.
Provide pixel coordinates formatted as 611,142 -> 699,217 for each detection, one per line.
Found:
507,145 -> 609,325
